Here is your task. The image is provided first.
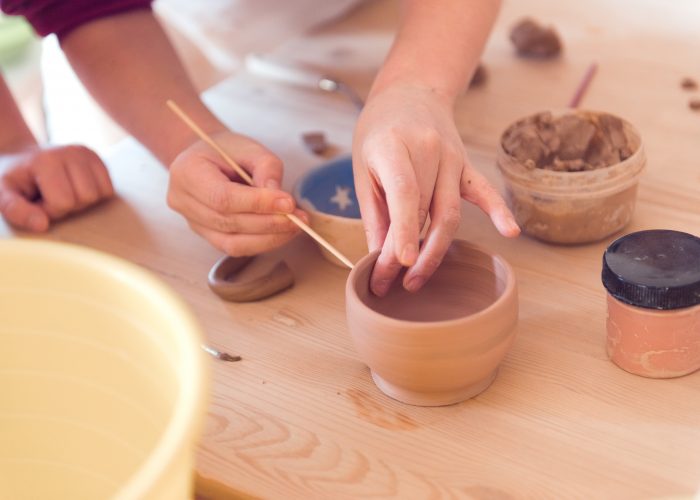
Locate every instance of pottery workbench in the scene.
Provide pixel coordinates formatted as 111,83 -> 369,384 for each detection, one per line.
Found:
3,0 -> 700,498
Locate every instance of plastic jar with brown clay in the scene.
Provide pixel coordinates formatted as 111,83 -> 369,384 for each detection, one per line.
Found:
602,230 -> 700,378
497,110 -> 646,244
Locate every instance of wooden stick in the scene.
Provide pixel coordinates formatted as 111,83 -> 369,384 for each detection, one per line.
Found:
166,100 -> 355,269
568,62 -> 598,108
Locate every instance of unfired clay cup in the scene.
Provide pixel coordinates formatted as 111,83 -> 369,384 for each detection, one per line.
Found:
345,240 -> 518,406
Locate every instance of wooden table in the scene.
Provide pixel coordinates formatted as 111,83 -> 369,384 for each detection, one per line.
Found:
3,0 -> 700,497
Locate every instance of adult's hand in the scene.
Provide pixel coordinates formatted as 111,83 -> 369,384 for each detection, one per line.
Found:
353,83 -> 519,296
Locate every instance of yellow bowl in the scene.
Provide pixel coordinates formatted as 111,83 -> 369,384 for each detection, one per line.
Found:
0,239 -> 209,500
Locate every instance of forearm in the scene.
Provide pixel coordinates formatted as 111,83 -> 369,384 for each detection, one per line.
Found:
370,0 -> 501,104
59,8 -> 225,166
0,74 -> 38,152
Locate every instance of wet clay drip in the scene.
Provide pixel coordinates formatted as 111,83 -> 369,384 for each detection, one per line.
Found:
356,248 -> 507,322
502,111 -> 637,172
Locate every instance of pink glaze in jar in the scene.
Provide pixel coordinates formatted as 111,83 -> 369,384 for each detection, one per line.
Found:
601,230 -> 700,378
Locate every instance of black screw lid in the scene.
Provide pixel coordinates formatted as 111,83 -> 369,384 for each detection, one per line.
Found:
601,230 -> 700,310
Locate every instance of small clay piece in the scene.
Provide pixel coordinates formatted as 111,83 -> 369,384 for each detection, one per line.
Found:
469,63 -> 488,88
510,18 -> 562,58
681,77 -> 698,91
501,111 -> 636,172
302,131 -> 329,155
689,99 -> 700,112
201,345 -> 242,362
207,254 -> 294,302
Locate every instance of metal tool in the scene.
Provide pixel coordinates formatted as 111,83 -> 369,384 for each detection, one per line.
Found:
245,53 -> 365,110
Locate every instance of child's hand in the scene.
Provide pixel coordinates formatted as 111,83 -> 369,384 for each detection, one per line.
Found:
167,131 -> 308,256
353,83 -> 520,296
0,145 -> 114,232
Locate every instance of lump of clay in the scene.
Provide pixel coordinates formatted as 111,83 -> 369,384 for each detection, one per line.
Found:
510,18 -> 562,58
502,111 -> 637,172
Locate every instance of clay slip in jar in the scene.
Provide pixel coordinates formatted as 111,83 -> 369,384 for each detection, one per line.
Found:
602,229 -> 700,378
345,240 -> 518,406
497,110 -> 646,244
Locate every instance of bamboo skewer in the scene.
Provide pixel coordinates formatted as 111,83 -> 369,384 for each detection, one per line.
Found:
166,99 -> 355,270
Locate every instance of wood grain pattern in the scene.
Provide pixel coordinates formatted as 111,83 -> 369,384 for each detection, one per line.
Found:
2,0 -> 700,497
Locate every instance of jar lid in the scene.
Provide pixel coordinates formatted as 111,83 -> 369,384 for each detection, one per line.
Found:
602,230 -> 700,310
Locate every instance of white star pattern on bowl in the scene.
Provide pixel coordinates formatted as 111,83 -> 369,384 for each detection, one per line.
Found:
330,185 -> 354,211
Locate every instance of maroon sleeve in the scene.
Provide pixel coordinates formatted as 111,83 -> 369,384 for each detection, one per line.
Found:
0,0 -> 153,38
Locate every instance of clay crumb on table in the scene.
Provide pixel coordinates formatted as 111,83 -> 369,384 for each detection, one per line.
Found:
681,77 -> 698,91
502,111 -> 636,171
302,131 -> 330,155
509,18 -> 562,58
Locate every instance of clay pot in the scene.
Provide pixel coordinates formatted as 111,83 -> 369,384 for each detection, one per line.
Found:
345,240 -> 518,406
294,156 -> 367,267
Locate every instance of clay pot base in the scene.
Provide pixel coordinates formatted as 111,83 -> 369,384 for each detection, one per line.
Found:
371,370 -> 499,407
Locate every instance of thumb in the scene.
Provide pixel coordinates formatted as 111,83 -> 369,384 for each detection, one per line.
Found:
0,187 -> 50,232
460,164 -> 520,238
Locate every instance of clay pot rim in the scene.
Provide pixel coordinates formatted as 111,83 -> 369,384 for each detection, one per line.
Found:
346,240 -> 517,329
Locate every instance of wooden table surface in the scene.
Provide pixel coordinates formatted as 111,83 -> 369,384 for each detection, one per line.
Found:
3,0 -> 700,498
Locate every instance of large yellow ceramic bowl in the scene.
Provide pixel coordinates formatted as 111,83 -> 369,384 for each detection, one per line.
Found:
0,239 -> 209,500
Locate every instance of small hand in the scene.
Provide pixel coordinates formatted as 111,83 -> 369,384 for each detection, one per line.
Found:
0,144 -> 114,232
167,131 -> 308,256
352,84 -> 519,296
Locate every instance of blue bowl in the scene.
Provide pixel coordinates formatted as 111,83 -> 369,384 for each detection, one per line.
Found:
294,156 -> 360,219
294,156 -> 367,266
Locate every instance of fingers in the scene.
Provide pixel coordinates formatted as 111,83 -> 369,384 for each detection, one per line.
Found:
352,155 -> 389,252
369,231 -> 405,297
81,147 -> 115,198
175,192 -> 305,235
403,159 -> 463,292
248,153 -> 284,190
34,159 -> 77,219
188,220 -> 301,257
366,140 -> 420,267
179,162 -> 296,216
460,156 -> 520,238
0,186 -> 49,232
32,145 -> 114,219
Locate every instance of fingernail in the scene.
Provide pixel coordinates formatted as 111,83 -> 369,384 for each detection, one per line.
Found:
371,278 -> 391,297
274,198 -> 293,213
405,275 -> 425,293
400,243 -> 418,266
266,179 -> 280,190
